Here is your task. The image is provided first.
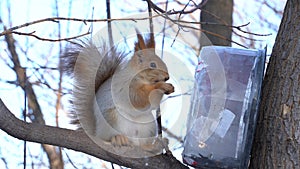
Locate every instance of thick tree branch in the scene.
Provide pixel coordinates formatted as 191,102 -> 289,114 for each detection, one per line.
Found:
0,99 -> 188,169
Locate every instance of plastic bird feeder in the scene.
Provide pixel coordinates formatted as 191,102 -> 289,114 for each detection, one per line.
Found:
183,46 -> 266,169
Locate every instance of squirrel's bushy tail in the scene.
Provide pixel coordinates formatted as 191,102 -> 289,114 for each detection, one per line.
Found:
61,40 -> 126,90
61,40 -> 126,132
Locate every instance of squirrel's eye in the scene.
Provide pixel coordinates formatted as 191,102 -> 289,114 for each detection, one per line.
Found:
150,62 -> 157,68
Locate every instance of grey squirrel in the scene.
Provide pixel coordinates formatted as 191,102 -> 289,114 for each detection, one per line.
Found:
62,31 -> 174,152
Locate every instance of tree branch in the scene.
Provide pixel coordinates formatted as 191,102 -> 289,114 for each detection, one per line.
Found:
0,15 -> 162,37
10,30 -> 90,42
145,0 -> 208,15
0,99 -> 188,169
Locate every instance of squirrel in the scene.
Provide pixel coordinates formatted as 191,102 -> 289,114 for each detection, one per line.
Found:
62,31 -> 174,153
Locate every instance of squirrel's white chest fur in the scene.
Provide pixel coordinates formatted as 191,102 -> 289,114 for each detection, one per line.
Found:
93,70 -> 158,145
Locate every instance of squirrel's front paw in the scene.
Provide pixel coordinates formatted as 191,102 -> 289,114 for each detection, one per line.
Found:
111,135 -> 130,146
161,83 -> 174,94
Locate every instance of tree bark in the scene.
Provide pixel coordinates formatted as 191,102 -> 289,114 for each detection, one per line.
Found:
0,99 -> 188,169
250,0 -> 300,168
200,0 -> 233,47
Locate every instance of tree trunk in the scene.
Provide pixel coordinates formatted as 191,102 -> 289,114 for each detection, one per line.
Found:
250,0 -> 300,168
200,0 -> 233,47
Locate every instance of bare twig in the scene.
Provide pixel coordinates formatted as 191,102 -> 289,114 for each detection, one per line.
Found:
9,31 -> 90,42
146,0 -> 208,15
232,30 -> 266,42
62,149 -> 78,169
263,0 -> 283,15
162,126 -> 184,144
146,0 -> 271,46
106,0 -> 114,47
0,15 -> 163,37
165,17 -> 250,48
0,157 -> 8,169
54,1 -> 64,167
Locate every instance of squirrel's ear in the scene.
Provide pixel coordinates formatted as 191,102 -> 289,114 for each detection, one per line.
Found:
134,31 -> 147,52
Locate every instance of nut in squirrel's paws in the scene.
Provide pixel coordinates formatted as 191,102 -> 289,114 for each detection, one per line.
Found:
111,135 -> 130,146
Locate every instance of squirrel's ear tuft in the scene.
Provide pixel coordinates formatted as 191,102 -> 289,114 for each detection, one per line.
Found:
146,32 -> 155,49
134,29 -> 155,52
134,30 -> 146,52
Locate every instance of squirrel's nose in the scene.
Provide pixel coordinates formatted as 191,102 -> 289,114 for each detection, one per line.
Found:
164,76 -> 169,81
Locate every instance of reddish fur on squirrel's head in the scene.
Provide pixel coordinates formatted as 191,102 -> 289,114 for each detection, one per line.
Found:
134,30 -> 155,51
128,31 -> 173,110
130,31 -> 168,74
